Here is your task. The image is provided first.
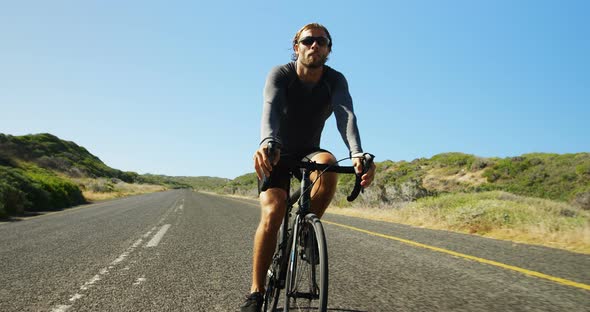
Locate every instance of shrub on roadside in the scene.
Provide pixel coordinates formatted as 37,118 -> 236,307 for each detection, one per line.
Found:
406,191 -> 588,235
0,165 -> 85,215
0,181 -> 28,216
573,191 -> 590,210
87,179 -> 116,193
481,153 -> 590,202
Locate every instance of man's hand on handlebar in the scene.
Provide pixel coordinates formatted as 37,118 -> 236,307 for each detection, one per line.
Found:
253,144 -> 281,180
352,154 -> 376,188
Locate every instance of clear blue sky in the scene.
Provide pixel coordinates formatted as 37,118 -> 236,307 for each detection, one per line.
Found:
1,1 -> 588,179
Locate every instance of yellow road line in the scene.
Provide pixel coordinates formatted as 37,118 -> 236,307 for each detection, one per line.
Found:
323,220 -> 590,291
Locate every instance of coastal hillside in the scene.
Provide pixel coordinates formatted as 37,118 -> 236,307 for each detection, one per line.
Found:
0,133 -> 138,181
0,133 -> 234,218
215,152 -> 590,210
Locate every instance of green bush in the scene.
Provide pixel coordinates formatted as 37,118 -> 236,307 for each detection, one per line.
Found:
119,171 -> 139,183
224,172 -> 258,196
431,153 -> 476,168
0,165 -> 85,214
87,179 -> 115,193
0,181 -> 28,216
470,157 -> 494,171
480,153 -> 590,201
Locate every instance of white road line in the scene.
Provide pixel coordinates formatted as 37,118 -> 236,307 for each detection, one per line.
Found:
111,252 -> 130,265
51,305 -> 71,312
133,277 -> 147,286
158,199 -> 181,223
146,224 -> 171,247
80,274 -> 101,290
111,238 -> 143,265
51,199 -> 181,311
143,226 -> 157,238
69,294 -> 84,302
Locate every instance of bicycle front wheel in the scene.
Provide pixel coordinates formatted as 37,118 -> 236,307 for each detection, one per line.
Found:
264,261 -> 281,312
284,214 -> 328,311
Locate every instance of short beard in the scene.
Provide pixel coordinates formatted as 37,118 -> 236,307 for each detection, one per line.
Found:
300,53 -> 328,68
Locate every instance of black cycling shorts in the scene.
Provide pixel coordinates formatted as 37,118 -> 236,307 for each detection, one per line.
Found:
258,148 -> 333,193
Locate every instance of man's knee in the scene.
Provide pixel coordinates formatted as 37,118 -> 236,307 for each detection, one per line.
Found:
310,152 -> 338,186
311,152 -> 337,165
259,188 -> 287,233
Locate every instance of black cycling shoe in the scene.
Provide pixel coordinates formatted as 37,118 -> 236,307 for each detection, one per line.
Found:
240,292 -> 263,312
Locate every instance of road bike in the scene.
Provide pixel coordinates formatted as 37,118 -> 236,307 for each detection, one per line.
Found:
260,142 -> 374,311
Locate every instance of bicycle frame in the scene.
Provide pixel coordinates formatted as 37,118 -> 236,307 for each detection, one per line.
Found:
262,144 -> 374,311
275,167 -> 313,286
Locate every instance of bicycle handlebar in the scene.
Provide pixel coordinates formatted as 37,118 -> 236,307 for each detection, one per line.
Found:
346,152 -> 374,202
259,142 -> 374,202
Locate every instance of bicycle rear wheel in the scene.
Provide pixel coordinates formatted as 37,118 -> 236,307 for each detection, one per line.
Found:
284,214 -> 328,311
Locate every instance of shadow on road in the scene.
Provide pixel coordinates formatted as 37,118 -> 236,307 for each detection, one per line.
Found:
0,217 -> 23,223
0,211 -> 59,222
0,211 -> 44,222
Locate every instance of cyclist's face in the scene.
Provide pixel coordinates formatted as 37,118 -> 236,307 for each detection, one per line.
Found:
294,28 -> 330,68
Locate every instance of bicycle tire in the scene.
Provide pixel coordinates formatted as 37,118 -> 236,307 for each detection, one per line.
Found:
265,218 -> 294,311
283,214 -> 328,311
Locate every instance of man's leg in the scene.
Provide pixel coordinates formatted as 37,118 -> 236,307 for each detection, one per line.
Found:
308,152 -> 338,218
250,188 -> 287,293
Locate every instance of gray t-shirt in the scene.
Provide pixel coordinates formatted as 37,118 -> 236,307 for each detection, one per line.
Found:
260,62 -> 363,155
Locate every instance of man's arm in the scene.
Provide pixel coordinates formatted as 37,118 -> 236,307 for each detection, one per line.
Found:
256,65 -> 289,180
260,66 -> 288,147
331,72 -> 363,156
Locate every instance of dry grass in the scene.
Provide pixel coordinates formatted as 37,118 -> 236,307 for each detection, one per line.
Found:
329,191 -> 590,254
422,168 -> 487,192
485,227 -> 590,254
75,178 -> 167,202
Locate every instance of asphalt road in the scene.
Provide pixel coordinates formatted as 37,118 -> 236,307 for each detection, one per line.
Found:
1,190 -> 588,311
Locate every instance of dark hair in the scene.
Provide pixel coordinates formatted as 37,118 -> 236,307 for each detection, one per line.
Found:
291,23 -> 332,61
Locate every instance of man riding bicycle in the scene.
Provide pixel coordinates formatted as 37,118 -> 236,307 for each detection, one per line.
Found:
241,23 -> 376,312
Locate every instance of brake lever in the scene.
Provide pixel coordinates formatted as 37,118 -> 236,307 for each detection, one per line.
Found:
346,153 -> 375,202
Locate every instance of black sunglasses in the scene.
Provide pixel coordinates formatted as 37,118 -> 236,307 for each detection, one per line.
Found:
298,36 -> 330,47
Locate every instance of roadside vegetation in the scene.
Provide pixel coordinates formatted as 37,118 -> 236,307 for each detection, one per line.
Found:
0,133 -> 188,218
0,133 -> 235,218
2,133 -> 588,253
205,152 -> 590,253
72,178 -> 167,202
0,162 -> 85,217
332,191 -> 589,254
